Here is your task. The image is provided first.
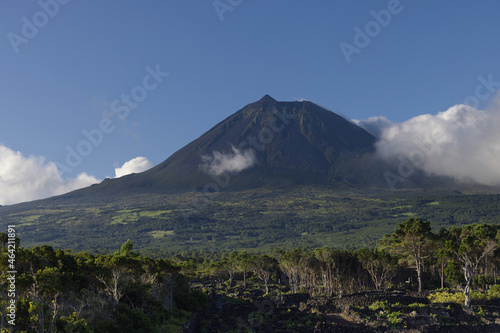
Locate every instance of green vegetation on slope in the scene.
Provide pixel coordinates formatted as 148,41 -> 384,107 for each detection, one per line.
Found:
0,187 -> 499,256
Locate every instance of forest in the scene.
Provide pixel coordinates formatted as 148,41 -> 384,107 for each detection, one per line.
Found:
2,218 -> 500,332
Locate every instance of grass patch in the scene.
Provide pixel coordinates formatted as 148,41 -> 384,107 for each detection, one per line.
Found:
111,212 -> 140,225
140,210 -> 172,218
148,230 -> 175,238
18,215 -> 42,223
17,222 -> 36,227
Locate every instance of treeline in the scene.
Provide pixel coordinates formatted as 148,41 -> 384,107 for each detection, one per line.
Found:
179,219 -> 500,310
0,238 -> 207,332
1,219 -> 499,332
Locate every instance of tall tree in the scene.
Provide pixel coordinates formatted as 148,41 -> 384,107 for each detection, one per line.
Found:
234,251 -> 252,289
445,224 -> 499,310
434,228 -> 453,289
378,218 -> 433,293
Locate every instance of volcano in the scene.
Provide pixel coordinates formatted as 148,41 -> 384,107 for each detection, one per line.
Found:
80,94 -> 392,199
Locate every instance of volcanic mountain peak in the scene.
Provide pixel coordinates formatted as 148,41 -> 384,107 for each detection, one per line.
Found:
113,95 -> 386,193
36,96 -> 396,203
258,94 -> 276,102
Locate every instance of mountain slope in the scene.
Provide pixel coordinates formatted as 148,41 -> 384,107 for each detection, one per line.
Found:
84,95 -> 388,198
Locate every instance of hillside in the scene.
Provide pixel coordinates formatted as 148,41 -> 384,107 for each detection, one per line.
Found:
1,186 -> 499,255
1,96 -> 499,254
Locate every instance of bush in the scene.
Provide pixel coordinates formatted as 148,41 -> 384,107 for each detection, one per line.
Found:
409,302 -> 426,308
56,312 -> 92,333
369,300 -> 390,311
386,311 -> 402,326
475,306 -> 486,318
487,284 -> 500,298
473,275 -> 494,289
428,291 -> 465,304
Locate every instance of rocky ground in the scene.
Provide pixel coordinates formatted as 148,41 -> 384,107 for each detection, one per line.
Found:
182,287 -> 500,332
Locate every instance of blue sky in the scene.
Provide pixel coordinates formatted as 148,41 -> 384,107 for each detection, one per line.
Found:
1,0 -> 500,204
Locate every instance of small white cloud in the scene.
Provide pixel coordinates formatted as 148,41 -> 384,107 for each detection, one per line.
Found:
0,145 -> 99,205
114,156 -> 153,178
200,146 -> 256,176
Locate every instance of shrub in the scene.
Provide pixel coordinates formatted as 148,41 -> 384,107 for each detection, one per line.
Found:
369,300 -> 390,311
386,311 -> 402,326
409,302 -> 426,308
56,312 -> 92,333
487,285 -> 500,298
475,306 -> 486,318
428,291 -> 464,304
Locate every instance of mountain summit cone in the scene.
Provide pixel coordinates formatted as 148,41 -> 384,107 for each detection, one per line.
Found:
90,95 -> 388,196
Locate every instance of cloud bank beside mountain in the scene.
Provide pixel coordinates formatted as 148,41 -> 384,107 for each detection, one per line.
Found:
354,97 -> 500,186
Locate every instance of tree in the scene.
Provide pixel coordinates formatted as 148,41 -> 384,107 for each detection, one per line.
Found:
313,248 -> 335,296
235,251 -> 252,289
96,267 -> 128,306
434,228 -> 454,289
251,255 -> 278,294
209,257 -> 237,291
357,248 -> 396,291
445,224 -> 499,310
221,256 -> 238,290
378,218 -> 433,293
299,254 -> 321,295
279,249 -> 302,293
444,259 -> 465,287
119,239 -> 138,257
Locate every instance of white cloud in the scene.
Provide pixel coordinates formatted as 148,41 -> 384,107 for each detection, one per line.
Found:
0,145 -> 99,205
200,146 -> 256,176
114,156 -> 153,178
359,95 -> 500,186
